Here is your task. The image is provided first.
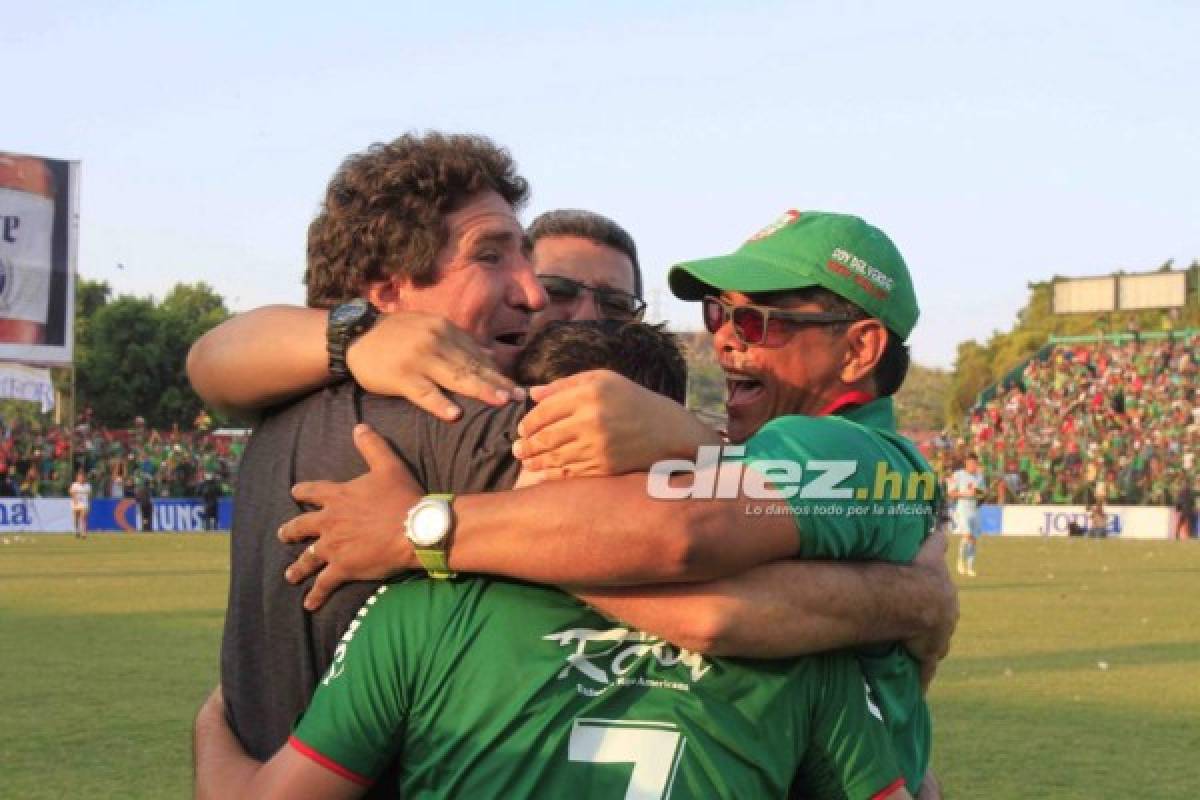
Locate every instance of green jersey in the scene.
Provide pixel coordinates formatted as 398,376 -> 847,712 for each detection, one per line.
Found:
291,578 -> 904,800
740,396 -> 936,794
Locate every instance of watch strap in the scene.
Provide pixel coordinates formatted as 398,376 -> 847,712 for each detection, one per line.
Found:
413,493 -> 456,580
412,546 -> 455,580
327,300 -> 379,380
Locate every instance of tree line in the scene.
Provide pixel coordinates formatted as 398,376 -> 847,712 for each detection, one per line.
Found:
71,279 -> 231,429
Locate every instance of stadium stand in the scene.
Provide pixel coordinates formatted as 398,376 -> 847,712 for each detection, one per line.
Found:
932,330 -> 1200,507
0,408 -> 242,500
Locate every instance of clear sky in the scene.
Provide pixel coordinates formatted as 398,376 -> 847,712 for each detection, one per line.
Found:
6,0 -> 1198,367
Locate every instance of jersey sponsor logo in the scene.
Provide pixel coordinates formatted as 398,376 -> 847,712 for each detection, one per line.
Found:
322,585 -> 388,685
543,626 -> 711,696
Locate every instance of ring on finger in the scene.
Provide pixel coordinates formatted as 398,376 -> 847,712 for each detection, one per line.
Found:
307,543 -> 318,559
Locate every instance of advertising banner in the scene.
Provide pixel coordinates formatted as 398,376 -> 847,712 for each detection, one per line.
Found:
0,151 -> 78,365
0,498 -> 74,532
996,505 -> 1172,540
87,497 -> 233,532
0,363 -> 55,410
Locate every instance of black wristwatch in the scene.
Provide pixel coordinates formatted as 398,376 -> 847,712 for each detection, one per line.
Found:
327,298 -> 380,380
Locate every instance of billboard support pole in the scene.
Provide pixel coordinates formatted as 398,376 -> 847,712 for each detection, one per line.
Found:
69,364 -> 76,475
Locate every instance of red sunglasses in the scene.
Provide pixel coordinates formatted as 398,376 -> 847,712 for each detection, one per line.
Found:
702,295 -> 860,347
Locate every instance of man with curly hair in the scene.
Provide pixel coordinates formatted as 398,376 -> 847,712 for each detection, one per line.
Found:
209,132 -> 548,769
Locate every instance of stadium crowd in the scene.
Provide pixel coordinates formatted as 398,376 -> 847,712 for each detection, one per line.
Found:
932,331 -> 1199,509
0,408 -> 241,500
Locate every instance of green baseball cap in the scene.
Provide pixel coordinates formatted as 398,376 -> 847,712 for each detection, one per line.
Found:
669,210 -> 920,340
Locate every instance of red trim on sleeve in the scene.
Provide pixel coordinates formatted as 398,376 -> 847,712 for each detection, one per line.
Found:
816,390 -> 876,417
288,735 -> 374,787
870,776 -> 908,799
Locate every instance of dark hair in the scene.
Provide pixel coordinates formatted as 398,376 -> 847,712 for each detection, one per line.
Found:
528,209 -> 643,299
873,328 -> 911,397
515,320 -> 687,403
765,286 -> 910,397
305,132 -> 529,308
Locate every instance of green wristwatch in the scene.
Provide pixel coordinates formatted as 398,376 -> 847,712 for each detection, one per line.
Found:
404,493 -> 456,580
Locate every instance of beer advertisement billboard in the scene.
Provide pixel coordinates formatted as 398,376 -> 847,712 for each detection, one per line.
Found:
0,151 -> 79,365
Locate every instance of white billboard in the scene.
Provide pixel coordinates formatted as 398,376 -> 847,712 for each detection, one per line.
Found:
999,505 -> 1171,540
0,498 -> 74,533
1118,271 -> 1187,311
1052,277 -> 1116,314
0,151 -> 79,366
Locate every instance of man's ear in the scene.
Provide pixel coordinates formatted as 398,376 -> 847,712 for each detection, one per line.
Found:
364,277 -> 408,313
840,319 -> 888,386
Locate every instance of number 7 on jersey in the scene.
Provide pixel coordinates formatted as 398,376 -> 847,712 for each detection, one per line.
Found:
568,718 -> 687,800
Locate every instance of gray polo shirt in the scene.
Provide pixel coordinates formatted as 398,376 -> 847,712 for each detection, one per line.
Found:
220,383 -> 523,791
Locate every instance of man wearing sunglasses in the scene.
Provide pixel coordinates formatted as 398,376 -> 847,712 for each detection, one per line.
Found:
528,209 -> 647,324
266,211 -> 947,796
502,210 -> 936,791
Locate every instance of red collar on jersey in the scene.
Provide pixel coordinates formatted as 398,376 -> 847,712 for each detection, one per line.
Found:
816,390 -> 876,417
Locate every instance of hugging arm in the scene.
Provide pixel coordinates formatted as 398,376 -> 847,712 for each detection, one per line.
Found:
281,426 -> 956,685
187,306 -> 331,418
511,372 -> 955,677
186,305 -> 516,420
193,687 -> 361,800
575,527 -> 957,686
280,425 -> 799,603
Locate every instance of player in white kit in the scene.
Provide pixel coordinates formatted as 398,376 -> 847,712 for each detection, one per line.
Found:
69,469 -> 92,539
948,453 -> 986,576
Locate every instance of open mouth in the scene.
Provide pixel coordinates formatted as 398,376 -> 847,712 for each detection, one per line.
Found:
726,374 -> 765,408
492,331 -> 528,348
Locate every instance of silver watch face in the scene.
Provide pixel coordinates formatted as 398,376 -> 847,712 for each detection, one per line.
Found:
330,298 -> 369,328
407,501 -> 450,547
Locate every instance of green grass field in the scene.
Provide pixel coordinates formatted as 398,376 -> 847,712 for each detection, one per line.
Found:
0,533 -> 1197,798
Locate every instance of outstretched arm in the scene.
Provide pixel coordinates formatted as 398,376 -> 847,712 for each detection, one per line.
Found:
193,687 -> 361,800
187,305 -> 517,420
